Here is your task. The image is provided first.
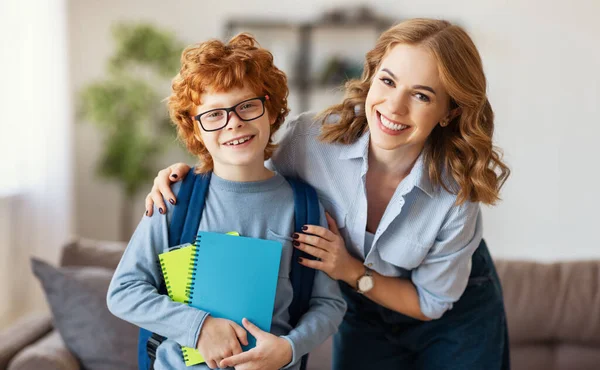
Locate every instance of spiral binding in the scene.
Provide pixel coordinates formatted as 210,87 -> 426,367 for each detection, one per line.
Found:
182,349 -> 191,362
158,255 -> 173,297
183,234 -> 201,305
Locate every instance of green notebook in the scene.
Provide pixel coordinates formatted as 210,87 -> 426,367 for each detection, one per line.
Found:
159,244 -> 205,366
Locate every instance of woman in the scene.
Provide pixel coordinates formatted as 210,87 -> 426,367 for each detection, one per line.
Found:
146,19 -> 510,369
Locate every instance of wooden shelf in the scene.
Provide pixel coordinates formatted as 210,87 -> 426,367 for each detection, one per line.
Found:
225,10 -> 393,111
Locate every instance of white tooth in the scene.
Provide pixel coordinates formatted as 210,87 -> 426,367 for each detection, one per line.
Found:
233,140 -> 239,145
381,114 -> 407,131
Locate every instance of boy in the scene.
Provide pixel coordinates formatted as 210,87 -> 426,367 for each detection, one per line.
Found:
106,33 -> 346,370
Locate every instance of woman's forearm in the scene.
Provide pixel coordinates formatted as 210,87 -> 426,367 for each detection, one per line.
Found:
342,257 -> 431,321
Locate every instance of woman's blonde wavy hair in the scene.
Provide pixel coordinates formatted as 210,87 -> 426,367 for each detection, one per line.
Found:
319,19 -> 509,205
168,33 -> 289,173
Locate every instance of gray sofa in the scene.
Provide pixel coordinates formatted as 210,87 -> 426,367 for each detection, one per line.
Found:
1,238 -> 599,370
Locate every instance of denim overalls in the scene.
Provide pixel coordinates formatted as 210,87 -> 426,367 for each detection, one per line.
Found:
333,239 -> 510,370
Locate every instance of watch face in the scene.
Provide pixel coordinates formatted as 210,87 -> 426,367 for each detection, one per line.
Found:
358,276 -> 374,292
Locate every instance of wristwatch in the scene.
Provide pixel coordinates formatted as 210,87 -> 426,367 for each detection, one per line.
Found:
356,266 -> 374,294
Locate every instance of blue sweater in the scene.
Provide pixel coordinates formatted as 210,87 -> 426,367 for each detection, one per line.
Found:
107,172 -> 346,370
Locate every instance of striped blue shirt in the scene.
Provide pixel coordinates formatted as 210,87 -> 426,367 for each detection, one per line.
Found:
270,112 -> 483,319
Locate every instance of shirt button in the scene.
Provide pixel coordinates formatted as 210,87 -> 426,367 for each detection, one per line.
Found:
367,263 -> 373,267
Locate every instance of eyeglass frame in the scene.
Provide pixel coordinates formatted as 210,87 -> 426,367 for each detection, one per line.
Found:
193,95 -> 270,132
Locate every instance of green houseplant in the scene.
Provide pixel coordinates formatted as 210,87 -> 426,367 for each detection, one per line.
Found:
79,23 -> 184,240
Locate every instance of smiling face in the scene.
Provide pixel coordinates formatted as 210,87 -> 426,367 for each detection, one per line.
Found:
193,85 -> 274,174
365,43 -> 452,154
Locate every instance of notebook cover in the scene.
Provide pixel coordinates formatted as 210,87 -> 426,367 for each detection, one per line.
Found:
187,231 -> 282,351
159,244 -> 205,366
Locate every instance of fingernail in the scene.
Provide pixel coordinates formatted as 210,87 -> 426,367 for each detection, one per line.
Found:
302,226 -> 308,231
159,207 -> 164,214
169,198 -> 175,205
293,241 -> 300,246
145,210 -> 148,216
171,174 -> 178,179
292,233 -> 299,239
298,257 -> 303,263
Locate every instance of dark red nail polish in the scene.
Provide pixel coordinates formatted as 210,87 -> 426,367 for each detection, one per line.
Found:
159,207 -> 164,214
293,241 -> 300,246
298,257 -> 303,263
171,174 -> 178,179
145,210 -> 148,216
302,226 -> 308,231
169,198 -> 175,205
292,233 -> 299,239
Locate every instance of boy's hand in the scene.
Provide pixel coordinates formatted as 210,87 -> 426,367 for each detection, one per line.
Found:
220,318 -> 293,370
196,316 -> 248,369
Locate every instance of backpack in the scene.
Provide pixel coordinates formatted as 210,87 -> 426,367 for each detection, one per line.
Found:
138,170 -> 320,370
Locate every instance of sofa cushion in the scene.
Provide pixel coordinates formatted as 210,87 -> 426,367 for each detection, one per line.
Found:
7,330 -> 80,370
0,312 -> 53,369
510,344 -> 600,370
31,258 -> 137,370
60,238 -> 126,270
307,336 -> 332,370
495,260 -> 600,346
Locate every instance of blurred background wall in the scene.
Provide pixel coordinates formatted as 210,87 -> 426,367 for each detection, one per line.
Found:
69,0 -> 600,261
1,0 -> 599,327
1,0 -> 72,328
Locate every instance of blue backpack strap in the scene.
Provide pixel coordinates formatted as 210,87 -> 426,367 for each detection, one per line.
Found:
168,169 -> 203,246
139,169 -> 211,370
286,177 -> 320,370
180,171 -> 211,245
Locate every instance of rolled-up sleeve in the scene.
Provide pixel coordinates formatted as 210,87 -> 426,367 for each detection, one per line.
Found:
411,202 -> 483,319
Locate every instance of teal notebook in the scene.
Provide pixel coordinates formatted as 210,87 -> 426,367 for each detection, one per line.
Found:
187,231 -> 283,351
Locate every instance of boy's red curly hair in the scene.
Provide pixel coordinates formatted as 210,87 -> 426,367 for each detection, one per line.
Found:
168,33 -> 289,173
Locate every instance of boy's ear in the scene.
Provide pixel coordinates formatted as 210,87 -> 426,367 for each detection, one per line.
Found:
191,122 -> 203,143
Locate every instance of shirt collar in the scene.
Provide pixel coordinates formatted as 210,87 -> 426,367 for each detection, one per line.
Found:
338,132 -> 434,197
407,152 -> 434,197
338,131 -> 370,160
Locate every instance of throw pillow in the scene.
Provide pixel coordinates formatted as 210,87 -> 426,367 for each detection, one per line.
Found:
31,258 -> 137,370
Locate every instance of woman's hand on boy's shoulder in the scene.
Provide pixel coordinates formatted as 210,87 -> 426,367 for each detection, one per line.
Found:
196,316 -> 248,369
145,163 -> 190,216
220,318 -> 292,370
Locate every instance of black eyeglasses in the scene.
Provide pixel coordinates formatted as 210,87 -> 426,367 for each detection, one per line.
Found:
194,95 -> 269,132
